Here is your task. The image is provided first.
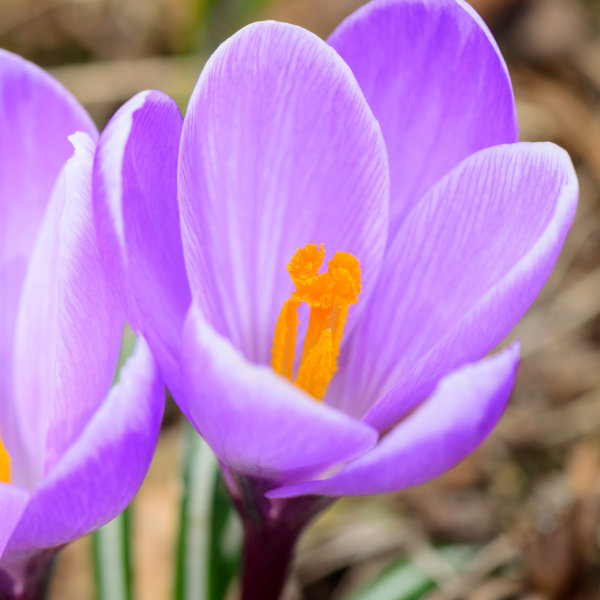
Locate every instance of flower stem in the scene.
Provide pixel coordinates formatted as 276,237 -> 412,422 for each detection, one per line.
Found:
0,549 -> 58,600
225,471 -> 331,600
239,519 -> 302,600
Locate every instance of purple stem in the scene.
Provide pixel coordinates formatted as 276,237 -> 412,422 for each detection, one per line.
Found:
240,517 -> 304,600
223,468 -> 331,600
0,549 -> 58,600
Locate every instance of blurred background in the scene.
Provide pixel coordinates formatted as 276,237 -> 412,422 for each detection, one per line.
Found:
2,0 -> 600,598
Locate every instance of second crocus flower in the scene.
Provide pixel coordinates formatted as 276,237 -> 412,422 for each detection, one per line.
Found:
0,50 -> 164,599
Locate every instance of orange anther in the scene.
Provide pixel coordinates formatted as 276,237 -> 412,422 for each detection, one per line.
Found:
295,328 -> 334,400
271,297 -> 300,380
0,429 -> 11,484
271,244 -> 361,401
287,243 -> 324,290
328,252 -> 361,306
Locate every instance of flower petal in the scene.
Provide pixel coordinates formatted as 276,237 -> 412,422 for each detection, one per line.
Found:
0,260 -> 26,461
180,302 -> 378,484
329,0 -> 518,232
0,50 -> 95,463
329,143 -> 577,431
93,90 -> 189,398
0,485 -> 29,560
0,49 -> 96,264
4,340 -> 164,556
179,21 -> 389,365
268,343 -> 518,498
12,133 -> 122,487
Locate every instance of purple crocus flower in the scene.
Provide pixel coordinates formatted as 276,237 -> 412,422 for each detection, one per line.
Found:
93,0 -> 578,597
0,50 -> 164,598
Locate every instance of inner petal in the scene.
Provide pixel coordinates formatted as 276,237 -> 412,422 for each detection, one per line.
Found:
271,244 -> 361,401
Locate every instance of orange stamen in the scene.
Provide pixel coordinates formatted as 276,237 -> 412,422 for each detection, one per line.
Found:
271,297 -> 300,380
301,306 -> 332,364
0,429 -> 11,484
270,244 -> 361,401
330,305 -> 349,365
295,329 -> 334,400
287,243 -> 325,291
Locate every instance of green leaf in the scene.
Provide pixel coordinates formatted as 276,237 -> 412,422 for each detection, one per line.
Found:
114,325 -> 137,379
92,509 -> 133,600
93,326 -> 138,600
175,423 -> 242,600
343,545 -> 477,600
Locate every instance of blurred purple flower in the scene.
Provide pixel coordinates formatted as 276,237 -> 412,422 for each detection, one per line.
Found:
0,50 -> 164,598
93,0 -> 577,596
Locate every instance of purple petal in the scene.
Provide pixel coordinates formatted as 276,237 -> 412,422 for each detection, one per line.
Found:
0,50 -> 96,263
329,0 -> 518,232
268,343 -> 519,498
93,91 -> 189,399
329,143 -> 577,431
4,340 -> 164,556
0,260 -> 26,462
0,485 -> 29,560
12,133 -> 122,487
179,21 -> 389,365
180,302 -> 377,484
0,50 -> 95,463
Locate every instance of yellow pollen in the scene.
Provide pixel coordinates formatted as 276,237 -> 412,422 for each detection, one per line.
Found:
271,244 -> 361,401
0,428 -> 11,484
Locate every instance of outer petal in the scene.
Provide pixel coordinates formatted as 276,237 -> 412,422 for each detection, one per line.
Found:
179,21 -> 389,364
12,133 -> 122,487
329,0 -> 518,231
0,485 -> 29,560
0,50 -> 96,461
269,344 -> 519,498
0,50 -> 96,264
180,302 -> 378,484
4,340 -> 164,556
93,91 -> 189,399
329,143 -> 577,431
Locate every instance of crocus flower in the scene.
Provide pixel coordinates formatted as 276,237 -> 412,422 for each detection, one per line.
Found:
93,0 -> 578,597
0,50 -> 164,598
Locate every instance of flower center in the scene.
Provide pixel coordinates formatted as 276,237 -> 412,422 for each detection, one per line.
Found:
271,244 -> 361,400
0,429 -> 11,484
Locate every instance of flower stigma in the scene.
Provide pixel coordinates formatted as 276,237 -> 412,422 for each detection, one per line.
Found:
271,244 -> 361,400
0,428 -> 11,484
